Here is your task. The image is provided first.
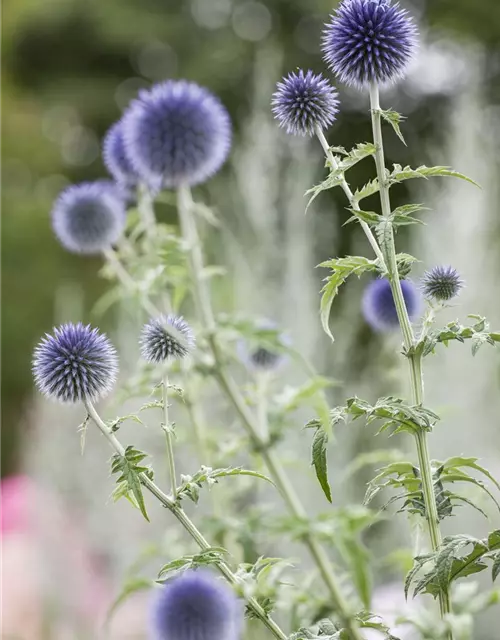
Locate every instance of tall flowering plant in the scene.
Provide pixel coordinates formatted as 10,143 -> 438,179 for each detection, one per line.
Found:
32,1 -> 500,639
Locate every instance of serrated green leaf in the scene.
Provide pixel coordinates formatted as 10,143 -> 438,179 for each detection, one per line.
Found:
379,108 -> 407,145
418,317 -> 499,357
140,399 -> 164,412
442,456 -> 500,492
176,465 -> 274,503
311,428 -> 332,503
318,256 -> 378,341
111,446 -> 151,522
354,178 -> 380,203
158,547 -> 228,580
388,164 -> 480,188
344,208 -> 382,226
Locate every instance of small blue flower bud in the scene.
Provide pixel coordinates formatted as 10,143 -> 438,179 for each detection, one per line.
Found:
362,278 -> 421,331
32,323 -> 118,403
322,0 -> 418,87
421,265 -> 464,301
149,569 -> 243,640
52,182 -> 127,254
140,315 -> 195,363
103,120 -> 140,188
272,69 -> 339,136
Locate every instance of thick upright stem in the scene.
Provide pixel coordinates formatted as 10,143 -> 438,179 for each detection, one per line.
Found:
83,398 -> 287,640
176,184 -> 364,640
369,83 -> 451,626
162,373 -> 177,500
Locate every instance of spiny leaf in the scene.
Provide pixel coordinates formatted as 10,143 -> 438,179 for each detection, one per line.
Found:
406,532 -> 500,599
332,142 -> 376,172
344,208 -> 382,226
379,108 -> 407,145
176,466 -> 274,503
318,256 -> 378,341
111,446 -> 152,522
107,413 -> 143,433
442,456 -> 500,492
416,317 -> 499,357
354,178 -> 379,203
305,172 -> 344,213
311,428 -> 332,503
158,547 -> 228,580
388,164 -> 480,188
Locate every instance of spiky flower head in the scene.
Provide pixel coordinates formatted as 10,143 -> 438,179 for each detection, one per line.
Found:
362,278 -> 421,331
32,323 -> 118,403
149,569 -> 243,640
421,265 -> 464,301
322,0 -> 418,87
52,182 -> 127,254
272,69 -> 339,136
122,80 -> 231,189
103,120 -> 140,188
140,315 -> 195,363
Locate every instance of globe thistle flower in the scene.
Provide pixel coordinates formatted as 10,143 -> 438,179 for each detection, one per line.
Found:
122,80 -> 231,189
52,182 -> 127,254
103,120 -> 139,188
421,265 -> 464,301
32,323 -> 118,403
238,322 -> 289,373
271,69 -> 339,136
322,0 -> 418,87
362,278 -> 421,331
140,315 -> 195,363
149,569 -> 243,640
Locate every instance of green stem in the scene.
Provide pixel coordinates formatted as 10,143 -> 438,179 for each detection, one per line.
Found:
83,398 -> 287,640
368,82 -> 452,628
315,126 -> 386,269
138,184 -> 157,239
176,184 -> 364,640
162,372 -> 177,500
103,248 -> 159,319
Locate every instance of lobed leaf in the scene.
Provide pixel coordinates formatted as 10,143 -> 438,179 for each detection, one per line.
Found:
388,164 -> 480,188
378,108 -> 407,146
318,256 -> 378,342
111,446 -> 152,522
176,465 -> 274,504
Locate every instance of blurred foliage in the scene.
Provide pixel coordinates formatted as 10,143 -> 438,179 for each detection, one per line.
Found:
2,0 -> 500,474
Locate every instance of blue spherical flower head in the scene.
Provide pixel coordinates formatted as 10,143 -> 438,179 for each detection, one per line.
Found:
122,80 -> 231,189
140,315 -> 195,363
149,569 -> 243,640
103,120 -> 140,188
52,182 -> 127,254
272,70 -> 339,136
421,265 -> 464,301
322,0 -> 418,87
362,278 -> 420,331
33,323 -> 118,403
